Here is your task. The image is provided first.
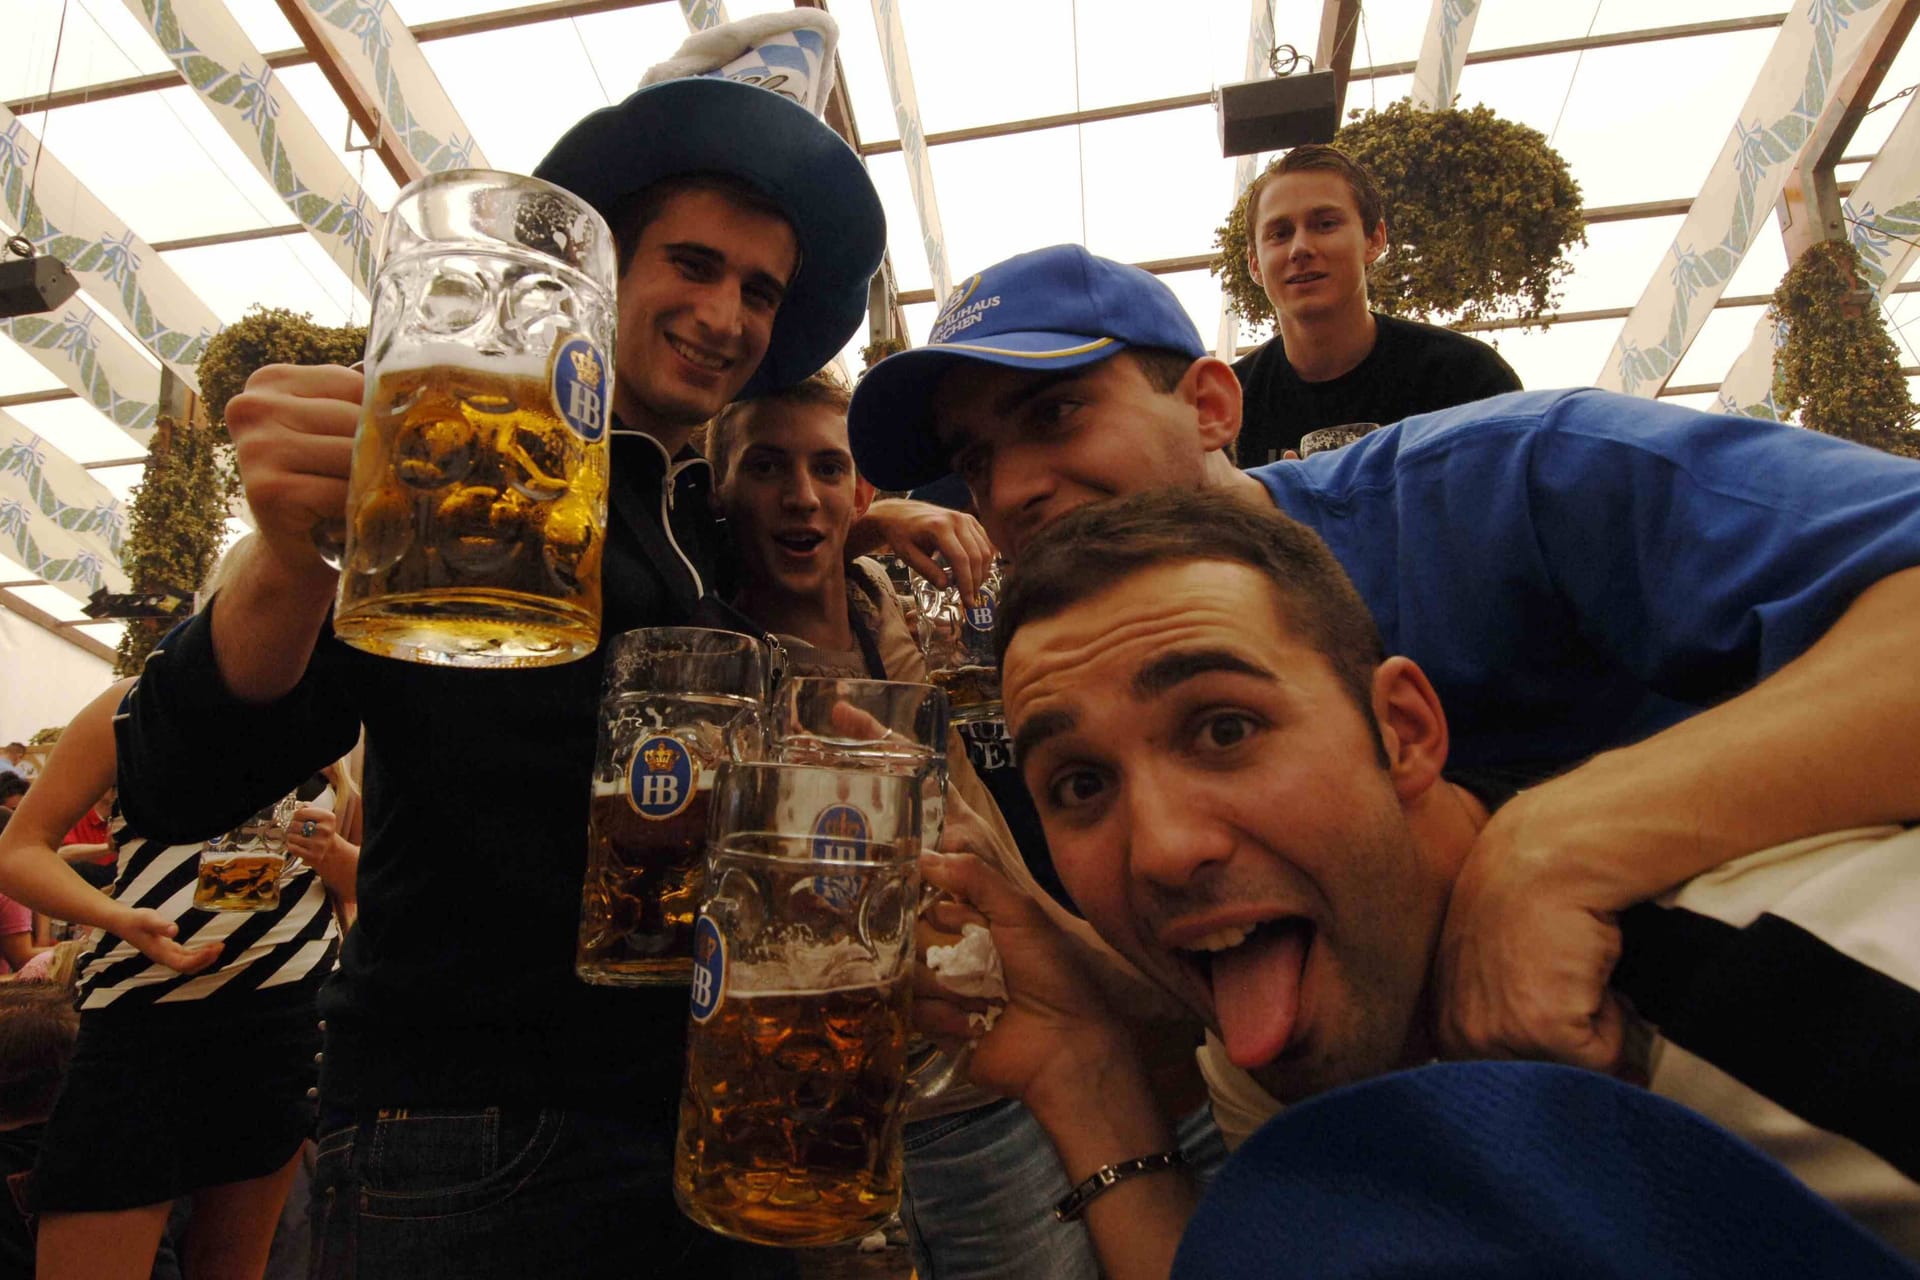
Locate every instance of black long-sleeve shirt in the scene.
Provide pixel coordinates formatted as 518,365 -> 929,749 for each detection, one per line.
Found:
116,428 -> 723,1113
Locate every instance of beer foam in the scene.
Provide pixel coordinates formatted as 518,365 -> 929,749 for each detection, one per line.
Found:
728,939 -> 891,994
376,340 -> 554,382
925,923 -> 1006,1032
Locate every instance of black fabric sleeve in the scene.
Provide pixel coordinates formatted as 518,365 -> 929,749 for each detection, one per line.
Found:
1614,902 -> 1920,1181
115,607 -> 361,846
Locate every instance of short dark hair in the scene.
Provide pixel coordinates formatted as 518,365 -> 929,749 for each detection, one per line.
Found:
0,983 -> 78,1121
610,172 -> 795,277
1243,144 -> 1387,242
710,367 -> 855,480
0,775 -> 27,804
995,489 -> 1384,719
1124,346 -> 1200,394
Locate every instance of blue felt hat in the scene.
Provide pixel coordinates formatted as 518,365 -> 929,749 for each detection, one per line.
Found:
535,14 -> 884,398
1173,1061 -> 1917,1280
847,244 -> 1207,491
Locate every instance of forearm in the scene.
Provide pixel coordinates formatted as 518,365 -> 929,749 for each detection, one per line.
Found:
1542,566 -> 1920,906
1024,1038 -> 1198,1280
0,841 -> 135,933
314,834 -> 359,903
209,537 -> 338,705
56,843 -> 109,865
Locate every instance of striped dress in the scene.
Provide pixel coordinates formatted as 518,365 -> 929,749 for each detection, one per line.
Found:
73,796 -> 342,1010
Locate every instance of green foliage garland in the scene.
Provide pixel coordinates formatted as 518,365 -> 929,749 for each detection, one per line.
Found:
860,336 -> 909,373
114,308 -> 369,675
113,415 -> 236,676
1212,100 -> 1586,334
196,306 -> 368,438
1768,239 -> 1919,459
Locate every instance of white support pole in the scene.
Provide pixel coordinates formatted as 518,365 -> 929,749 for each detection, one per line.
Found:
1598,0 -> 1905,396
0,106 -> 222,390
0,305 -> 162,445
871,0 -> 951,303
121,0 -> 386,296
1717,92 -> 1920,416
0,411 -> 132,600
297,0 -> 490,178
1410,0 -> 1483,110
1215,0 -> 1276,360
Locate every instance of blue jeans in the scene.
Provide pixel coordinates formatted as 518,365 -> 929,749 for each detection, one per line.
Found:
308,1108 -> 797,1280
899,1098 -> 1232,1280
901,1098 -> 1099,1280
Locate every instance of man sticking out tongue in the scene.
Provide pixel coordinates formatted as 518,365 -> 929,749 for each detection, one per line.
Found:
915,488 -> 1920,1280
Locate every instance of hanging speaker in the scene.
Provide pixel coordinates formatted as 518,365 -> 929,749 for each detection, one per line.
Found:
0,255 -> 81,319
1216,72 -> 1340,157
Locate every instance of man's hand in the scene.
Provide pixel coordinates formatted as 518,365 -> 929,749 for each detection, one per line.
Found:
110,906 -> 223,975
224,363 -> 363,583
1433,782 -> 1629,1074
853,499 -> 996,605
918,848 -> 1128,1106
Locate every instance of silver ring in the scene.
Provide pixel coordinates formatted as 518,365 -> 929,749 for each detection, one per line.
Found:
301,820 -> 317,838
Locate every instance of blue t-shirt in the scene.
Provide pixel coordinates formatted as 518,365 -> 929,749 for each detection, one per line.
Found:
1252,388 -> 1920,775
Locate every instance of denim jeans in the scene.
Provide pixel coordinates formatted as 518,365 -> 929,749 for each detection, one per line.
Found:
309,1108 -> 797,1280
901,1098 -> 1099,1280
899,1097 -> 1231,1280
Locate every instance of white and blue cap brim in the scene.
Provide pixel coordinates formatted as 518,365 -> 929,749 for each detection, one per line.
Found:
535,76 -> 884,398
848,330 -> 1125,492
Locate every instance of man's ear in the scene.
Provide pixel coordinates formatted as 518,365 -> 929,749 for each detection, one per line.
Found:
852,475 -> 877,521
1369,656 -> 1448,804
1363,218 -> 1388,267
1180,357 -> 1244,456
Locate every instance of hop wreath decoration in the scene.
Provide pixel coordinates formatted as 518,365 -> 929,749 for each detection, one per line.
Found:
1767,238 -> 1919,459
115,307 -> 367,675
1212,99 -> 1586,334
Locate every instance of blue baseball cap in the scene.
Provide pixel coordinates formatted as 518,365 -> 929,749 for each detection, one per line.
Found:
847,245 -> 1207,492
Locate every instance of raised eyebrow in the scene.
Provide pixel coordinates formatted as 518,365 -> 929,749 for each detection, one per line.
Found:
1131,649 -> 1276,700
1011,708 -> 1076,765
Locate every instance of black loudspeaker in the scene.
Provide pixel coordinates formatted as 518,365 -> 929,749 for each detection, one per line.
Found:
0,255 -> 81,319
1216,72 -> 1341,157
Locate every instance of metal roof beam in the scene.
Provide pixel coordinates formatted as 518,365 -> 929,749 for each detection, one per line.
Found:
0,591 -> 117,664
6,0 -> 676,116
857,14 -> 1792,156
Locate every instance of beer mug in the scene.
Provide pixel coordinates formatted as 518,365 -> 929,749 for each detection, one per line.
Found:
674,762 -> 924,1247
333,169 -> 618,668
193,793 -> 300,913
576,628 -> 768,986
1297,422 -> 1381,457
769,677 -> 949,844
915,558 -> 1006,726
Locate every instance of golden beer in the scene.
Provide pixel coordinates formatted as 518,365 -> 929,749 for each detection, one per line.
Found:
335,356 -> 609,667
577,784 -> 713,984
674,977 -> 911,1246
193,854 -> 286,912
929,664 -> 1001,724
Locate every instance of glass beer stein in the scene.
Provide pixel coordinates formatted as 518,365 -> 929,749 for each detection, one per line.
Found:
769,677 -> 949,844
333,169 -> 618,668
674,762 -> 925,1247
576,629 -> 769,987
915,558 -> 1005,726
193,793 -> 299,913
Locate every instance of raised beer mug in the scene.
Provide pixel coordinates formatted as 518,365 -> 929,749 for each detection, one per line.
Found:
673,762 -> 926,1247
915,558 -> 1005,726
576,628 -> 769,987
193,792 -> 299,913
333,169 -> 618,668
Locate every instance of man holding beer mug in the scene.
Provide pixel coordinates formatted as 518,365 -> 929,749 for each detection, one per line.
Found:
112,14 -> 971,1278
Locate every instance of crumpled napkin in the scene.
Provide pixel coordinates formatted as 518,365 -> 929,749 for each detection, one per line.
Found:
924,923 -> 1007,1032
